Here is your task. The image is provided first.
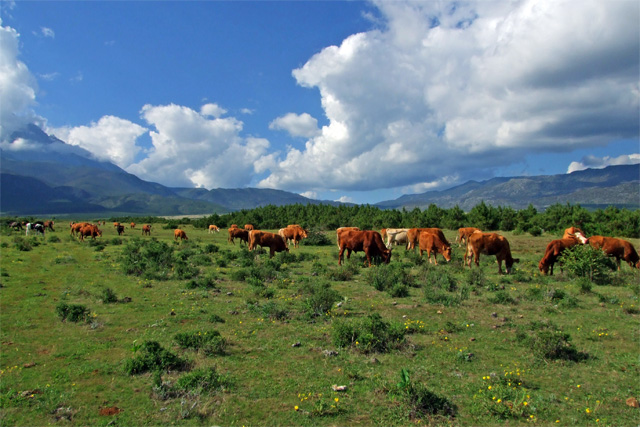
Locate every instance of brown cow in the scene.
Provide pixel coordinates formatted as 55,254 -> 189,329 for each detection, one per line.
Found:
78,224 -> 102,241
336,227 -> 360,248
538,238 -> 580,275
466,232 -> 519,274
43,220 -> 55,231
407,228 -> 450,250
113,222 -> 120,228
9,221 -> 23,231
142,224 -> 151,235
130,222 -> 136,229
70,222 -> 91,236
208,225 -> 220,234
279,225 -> 307,248
589,236 -> 640,270
418,231 -> 452,265
338,230 -> 391,267
117,225 -> 125,235
456,227 -> 481,247
174,229 -> 188,241
562,227 -> 588,244
249,230 -> 288,258
228,227 -> 249,245
244,224 -> 254,231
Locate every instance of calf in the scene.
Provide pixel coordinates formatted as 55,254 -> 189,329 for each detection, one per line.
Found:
174,229 -> 188,241
279,225 -> 307,248
418,231 -> 452,265
456,227 -> 481,247
249,230 -> 289,258
407,228 -> 449,250
466,232 -> 519,274
228,227 -> 249,245
589,235 -> 640,270
538,238 -> 578,275
208,225 -> 220,233
338,230 -> 391,267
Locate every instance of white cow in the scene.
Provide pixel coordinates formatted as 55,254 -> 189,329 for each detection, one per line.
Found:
384,228 -> 409,249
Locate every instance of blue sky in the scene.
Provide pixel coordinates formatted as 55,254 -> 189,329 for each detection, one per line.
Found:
1,0 -> 638,204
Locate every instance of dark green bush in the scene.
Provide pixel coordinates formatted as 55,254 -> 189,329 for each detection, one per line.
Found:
394,369 -> 457,418
247,300 -> 289,321
174,330 -> 226,355
366,263 -> 414,297
124,341 -> 188,375
302,231 -> 332,246
298,280 -> 341,318
487,290 -> 517,305
559,244 -> 616,284
174,366 -> 229,395
120,238 -> 174,280
208,313 -> 225,323
56,302 -> 90,322
516,322 -> 588,362
185,275 -> 218,290
100,287 -> 118,303
332,313 -> 406,353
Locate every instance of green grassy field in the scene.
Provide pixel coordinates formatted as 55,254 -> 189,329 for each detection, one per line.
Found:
1,223 -> 638,426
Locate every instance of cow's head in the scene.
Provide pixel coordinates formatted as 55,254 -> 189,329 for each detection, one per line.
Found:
538,259 -> 548,275
506,257 -> 520,274
443,246 -> 452,262
382,248 -> 392,264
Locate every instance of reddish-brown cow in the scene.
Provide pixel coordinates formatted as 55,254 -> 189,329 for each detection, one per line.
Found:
538,238 -> 579,275
142,224 -> 151,235
338,230 -> 391,267
466,232 -> 519,274
78,224 -> 102,241
562,227 -> 588,244
244,224 -> 254,231
407,228 -> 450,250
70,222 -> 91,236
418,231 -> 452,265
174,229 -> 188,241
278,225 -> 308,248
589,235 -> 640,270
456,227 -> 481,247
208,225 -> 220,234
336,227 -> 360,248
130,222 -> 136,229
228,227 -> 249,245
249,230 -> 288,258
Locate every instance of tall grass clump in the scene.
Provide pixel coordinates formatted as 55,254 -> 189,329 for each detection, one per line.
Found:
297,279 -> 342,319
120,238 -> 174,280
421,266 -> 469,306
174,330 -> 226,356
332,313 -> 406,353
366,263 -> 414,298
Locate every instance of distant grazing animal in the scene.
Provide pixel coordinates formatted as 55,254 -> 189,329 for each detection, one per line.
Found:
538,238 -> 580,275
338,230 -> 391,267
229,224 -> 238,229
249,230 -> 289,258
174,229 -> 188,241
244,224 -> 254,231
562,227 -> 588,244
208,225 -> 220,233
78,224 -> 102,241
336,227 -> 361,248
9,221 -> 23,231
407,228 -> 450,250
456,227 -> 481,247
228,227 -> 249,245
70,222 -> 90,236
43,221 -> 55,231
588,235 -> 640,270
418,231 -> 452,265
384,228 -> 409,249
113,222 -> 121,228
278,225 -> 308,248
130,222 -> 136,229
142,224 -> 151,235
26,222 -> 45,236
117,225 -> 125,235
466,232 -> 519,274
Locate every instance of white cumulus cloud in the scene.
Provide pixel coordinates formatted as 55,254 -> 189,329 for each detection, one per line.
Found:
126,103 -> 270,188
49,116 -> 147,168
269,112 -> 320,138
567,154 -> 640,173
258,0 -> 639,195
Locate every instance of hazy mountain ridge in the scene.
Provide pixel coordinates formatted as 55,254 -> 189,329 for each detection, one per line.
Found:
1,124 -> 638,215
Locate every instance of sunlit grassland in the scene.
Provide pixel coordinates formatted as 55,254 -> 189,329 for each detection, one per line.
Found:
0,223 -> 638,426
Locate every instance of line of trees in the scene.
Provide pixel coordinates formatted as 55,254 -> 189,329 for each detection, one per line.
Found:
172,202 -> 639,238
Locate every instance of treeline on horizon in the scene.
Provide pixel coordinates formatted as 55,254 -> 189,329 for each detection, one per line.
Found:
118,202 -> 640,239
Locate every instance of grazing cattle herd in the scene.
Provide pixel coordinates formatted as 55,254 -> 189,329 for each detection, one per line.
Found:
4,219 -> 639,274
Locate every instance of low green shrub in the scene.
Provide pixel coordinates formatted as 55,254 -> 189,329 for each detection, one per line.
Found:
298,280 -> 341,318
56,302 -> 90,322
185,275 -> 218,290
394,369 -> 457,418
332,313 -> 406,353
174,366 -> 229,395
559,244 -> 616,284
366,263 -> 414,297
174,330 -> 226,355
516,321 -> 588,362
100,287 -> 118,303
247,300 -> 289,321
302,231 -> 332,246
208,313 -> 225,323
124,341 -> 188,375
487,290 -> 517,305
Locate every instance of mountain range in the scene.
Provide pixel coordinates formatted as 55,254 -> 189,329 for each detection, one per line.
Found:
1,124 -> 638,216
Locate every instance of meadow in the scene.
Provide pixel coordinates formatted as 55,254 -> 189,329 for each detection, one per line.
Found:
0,222 -> 638,426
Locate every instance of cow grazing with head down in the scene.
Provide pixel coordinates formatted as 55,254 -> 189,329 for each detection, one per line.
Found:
244,224 -> 254,231
43,221 -> 55,232
26,222 -> 45,237
9,221 -> 23,231
249,230 -> 289,258
70,222 -> 90,236
336,227 -> 360,248
407,228 -> 450,250
142,224 -> 151,235
588,235 -> 640,270
338,230 -> 391,267
174,229 -> 188,241
278,225 -> 307,248
228,227 -> 249,245
562,227 -> 588,244
538,238 -> 580,275
384,228 -> 409,249
208,225 -> 220,234
419,231 -> 452,265
456,227 -> 481,247
78,224 -> 102,241
466,232 -> 519,274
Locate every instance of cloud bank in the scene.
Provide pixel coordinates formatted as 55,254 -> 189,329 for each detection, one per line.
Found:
567,154 -> 640,174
